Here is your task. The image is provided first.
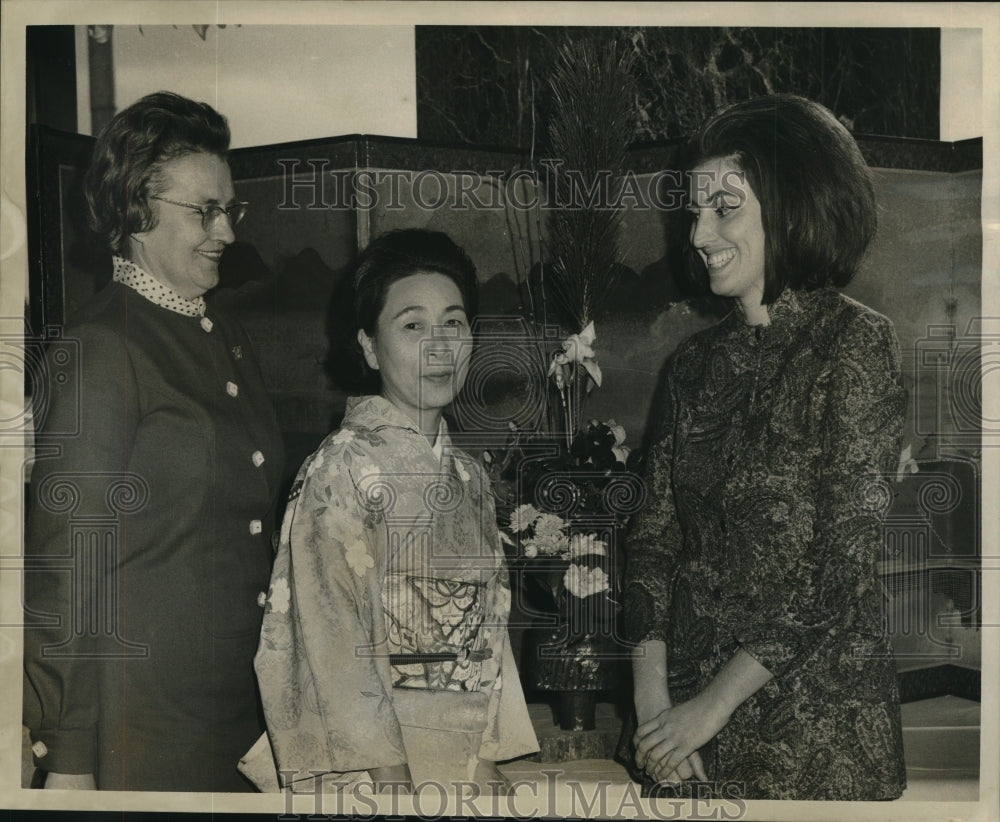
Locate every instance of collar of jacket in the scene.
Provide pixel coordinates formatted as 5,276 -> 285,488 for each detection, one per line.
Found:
111,255 -> 208,318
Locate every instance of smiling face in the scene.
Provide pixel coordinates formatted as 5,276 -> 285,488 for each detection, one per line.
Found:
688,155 -> 768,321
127,152 -> 237,299
357,271 -> 472,435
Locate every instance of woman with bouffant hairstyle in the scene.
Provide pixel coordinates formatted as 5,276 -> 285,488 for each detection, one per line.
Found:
624,95 -> 907,800
679,93 -> 878,303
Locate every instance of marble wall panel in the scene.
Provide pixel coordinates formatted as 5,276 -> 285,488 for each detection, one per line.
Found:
416,27 -> 941,148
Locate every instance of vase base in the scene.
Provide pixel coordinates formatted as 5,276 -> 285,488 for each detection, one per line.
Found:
555,690 -> 598,731
524,701 -> 622,763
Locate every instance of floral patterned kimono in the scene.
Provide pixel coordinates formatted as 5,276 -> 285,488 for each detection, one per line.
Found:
248,396 -> 537,790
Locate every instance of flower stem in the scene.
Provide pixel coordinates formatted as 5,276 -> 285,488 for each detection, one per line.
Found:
565,378 -> 571,448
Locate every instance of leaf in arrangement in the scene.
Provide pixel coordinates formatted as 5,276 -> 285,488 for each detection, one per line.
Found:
545,39 -> 638,329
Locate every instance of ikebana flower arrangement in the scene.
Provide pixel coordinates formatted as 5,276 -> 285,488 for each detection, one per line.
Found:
479,38 -> 639,729
486,396 -> 641,720
481,282 -> 642,724
501,487 -> 621,624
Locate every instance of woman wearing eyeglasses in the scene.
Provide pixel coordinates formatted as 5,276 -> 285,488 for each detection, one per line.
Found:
23,91 -> 285,791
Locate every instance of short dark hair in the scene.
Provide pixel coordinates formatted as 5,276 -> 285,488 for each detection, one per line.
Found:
325,229 -> 479,392
679,94 -> 877,303
84,91 -> 231,255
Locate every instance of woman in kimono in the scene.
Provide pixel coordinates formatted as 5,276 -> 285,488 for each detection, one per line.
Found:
251,229 -> 538,794
624,95 -> 908,800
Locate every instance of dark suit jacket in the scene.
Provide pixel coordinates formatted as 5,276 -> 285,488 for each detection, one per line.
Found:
24,280 -> 285,791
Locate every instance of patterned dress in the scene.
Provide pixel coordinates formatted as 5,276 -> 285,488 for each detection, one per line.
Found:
624,287 -> 908,800
252,396 -> 537,788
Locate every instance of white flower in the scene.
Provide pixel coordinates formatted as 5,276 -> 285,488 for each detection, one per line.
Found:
268,577 -> 291,614
331,429 -> 356,446
549,351 -> 570,369
581,359 -> 602,388
453,456 -> 471,482
563,564 -> 610,598
533,513 -> 568,541
345,540 -> 374,577
533,531 -> 569,556
523,541 -> 539,558
508,503 -> 540,533
305,452 -> 326,478
562,321 -> 597,363
560,321 -> 602,387
612,445 -> 631,465
567,533 -> 607,558
353,462 -> 383,504
895,444 -> 919,483
606,419 -> 626,446
548,350 -> 572,389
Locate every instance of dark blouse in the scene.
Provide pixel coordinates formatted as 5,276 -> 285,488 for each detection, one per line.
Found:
23,279 -> 285,791
624,287 -> 908,800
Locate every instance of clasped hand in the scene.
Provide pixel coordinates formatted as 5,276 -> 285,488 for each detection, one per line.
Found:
633,692 -> 729,785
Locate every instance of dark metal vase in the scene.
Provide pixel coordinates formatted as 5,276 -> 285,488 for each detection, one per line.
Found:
525,620 -> 620,732
555,689 -> 598,731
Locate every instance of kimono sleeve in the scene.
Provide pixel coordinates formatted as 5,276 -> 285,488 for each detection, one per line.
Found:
23,323 -> 138,775
475,489 -> 538,763
623,354 -> 686,646
736,311 -> 906,676
254,443 -> 406,780
477,632 -> 539,762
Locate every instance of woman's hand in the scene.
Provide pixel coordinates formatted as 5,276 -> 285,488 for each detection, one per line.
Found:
44,771 -> 97,790
651,749 -> 706,787
370,763 -> 413,794
630,638 -> 704,784
633,691 -> 729,784
634,648 -> 774,785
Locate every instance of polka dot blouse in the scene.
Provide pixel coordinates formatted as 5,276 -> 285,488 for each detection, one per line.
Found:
112,256 -> 207,317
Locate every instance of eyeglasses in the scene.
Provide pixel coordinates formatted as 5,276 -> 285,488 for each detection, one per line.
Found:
151,195 -> 248,230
